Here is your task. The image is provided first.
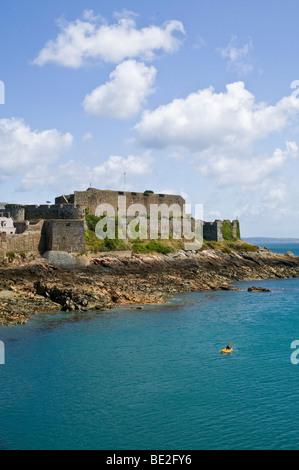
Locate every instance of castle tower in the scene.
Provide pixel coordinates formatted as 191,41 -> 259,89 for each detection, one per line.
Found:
5,204 -> 25,222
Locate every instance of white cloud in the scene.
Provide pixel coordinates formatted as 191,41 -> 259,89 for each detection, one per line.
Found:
199,141 -> 298,186
263,183 -> 288,205
135,82 -> 299,189
218,36 -> 253,75
33,12 -> 185,68
19,154 -> 154,192
135,81 -> 299,153
0,118 -> 73,181
92,154 -> 153,183
83,60 -> 157,119
82,132 -> 93,141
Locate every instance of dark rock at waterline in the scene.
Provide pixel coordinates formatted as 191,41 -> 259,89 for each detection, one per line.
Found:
0,248 -> 298,325
248,286 -> 272,293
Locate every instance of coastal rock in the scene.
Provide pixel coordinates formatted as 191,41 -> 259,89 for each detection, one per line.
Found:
34,281 -> 114,312
248,286 -> 272,293
43,251 -> 76,269
1,247 -> 299,325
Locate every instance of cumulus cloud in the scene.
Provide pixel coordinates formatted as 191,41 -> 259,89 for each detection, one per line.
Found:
218,36 -> 253,75
199,141 -> 298,186
33,11 -> 185,67
0,118 -> 73,181
135,82 -> 299,188
83,60 -> 157,119
19,154 -> 154,192
135,82 -> 299,153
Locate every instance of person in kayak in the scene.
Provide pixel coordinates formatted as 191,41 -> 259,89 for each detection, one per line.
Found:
226,344 -> 232,350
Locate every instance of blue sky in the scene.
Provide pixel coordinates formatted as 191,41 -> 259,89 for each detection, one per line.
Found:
1,0 -> 299,237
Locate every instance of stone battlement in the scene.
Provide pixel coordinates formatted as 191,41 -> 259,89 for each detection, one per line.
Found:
56,188 -> 186,216
0,189 -> 241,255
4,203 -> 86,222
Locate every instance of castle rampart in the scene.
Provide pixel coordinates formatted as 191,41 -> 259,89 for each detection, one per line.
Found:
203,220 -> 240,242
0,189 -> 241,255
0,219 -> 85,256
56,188 -> 186,216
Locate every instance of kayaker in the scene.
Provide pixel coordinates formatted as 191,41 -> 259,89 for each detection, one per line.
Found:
226,344 -> 232,350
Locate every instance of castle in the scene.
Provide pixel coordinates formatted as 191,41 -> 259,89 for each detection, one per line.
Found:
0,188 -> 240,256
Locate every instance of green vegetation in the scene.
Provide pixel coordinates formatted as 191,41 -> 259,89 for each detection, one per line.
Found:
228,241 -> 259,253
132,239 -> 184,255
85,210 -> 256,255
85,210 -> 185,254
236,220 -> 241,239
144,190 -> 154,195
85,228 -> 129,253
221,220 -> 235,241
201,239 -> 259,254
85,212 -> 105,232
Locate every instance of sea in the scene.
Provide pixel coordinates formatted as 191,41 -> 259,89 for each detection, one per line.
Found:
0,243 -> 299,450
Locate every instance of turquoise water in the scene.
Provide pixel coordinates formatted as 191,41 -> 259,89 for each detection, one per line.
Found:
260,243 -> 299,256
0,277 -> 299,449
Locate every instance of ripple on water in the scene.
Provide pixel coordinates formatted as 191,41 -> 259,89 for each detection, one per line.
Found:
0,278 -> 299,449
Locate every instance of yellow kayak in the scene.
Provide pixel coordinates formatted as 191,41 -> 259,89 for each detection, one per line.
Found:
221,348 -> 233,354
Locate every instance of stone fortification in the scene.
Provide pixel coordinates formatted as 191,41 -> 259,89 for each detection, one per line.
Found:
0,219 -> 85,256
56,188 -> 186,216
0,189 -> 241,255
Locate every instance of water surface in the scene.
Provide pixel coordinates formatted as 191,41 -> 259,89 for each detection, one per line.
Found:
0,277 -> 299,450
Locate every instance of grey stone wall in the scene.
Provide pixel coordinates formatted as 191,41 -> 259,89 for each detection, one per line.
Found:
203,221 -> 224,242
63,188 -> 186,216
43,220 -> 85,253
203,220 -> 241,242
0,220 -> 46,255
0,219 -> 85,255
5,205 -> 26,222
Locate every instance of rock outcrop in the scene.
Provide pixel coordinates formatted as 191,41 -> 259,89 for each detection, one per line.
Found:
0,248 -> 299,325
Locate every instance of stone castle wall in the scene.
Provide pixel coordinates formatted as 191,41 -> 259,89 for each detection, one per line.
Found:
5,204 -> 86,222
6,190 -> 186,223
0,221 -> 47,255
1,190 -> 241,253
43,220 -> 85,253
203,220 -> 240,242
67,188 -> 185,216
0,219 -> 85,256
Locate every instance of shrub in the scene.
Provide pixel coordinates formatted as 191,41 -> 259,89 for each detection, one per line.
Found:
86,214 -> 104,232
133,240 -> 174,255
221,221 -> 235,241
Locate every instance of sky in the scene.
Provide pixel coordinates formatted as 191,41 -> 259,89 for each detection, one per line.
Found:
1,0 -> 299,237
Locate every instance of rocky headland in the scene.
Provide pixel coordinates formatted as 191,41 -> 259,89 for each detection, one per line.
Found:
0,246 -> 298,325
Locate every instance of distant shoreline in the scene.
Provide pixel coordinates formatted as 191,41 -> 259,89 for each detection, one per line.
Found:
244,238 -> 299,245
